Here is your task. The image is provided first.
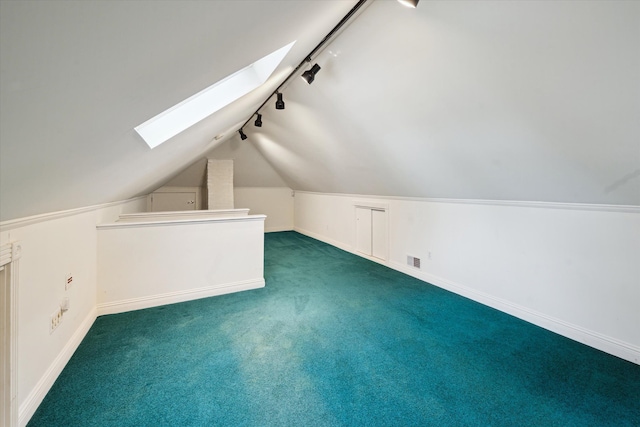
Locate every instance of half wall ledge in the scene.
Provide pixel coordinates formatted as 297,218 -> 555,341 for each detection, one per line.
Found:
96,212 -> 266,315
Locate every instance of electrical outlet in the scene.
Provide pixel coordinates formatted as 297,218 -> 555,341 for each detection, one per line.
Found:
65,273 -> 73,290
60,297 -> 70,312
50,308 -> 63,333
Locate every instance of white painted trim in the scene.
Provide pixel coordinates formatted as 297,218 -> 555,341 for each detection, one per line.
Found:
0,244 -> 12,267
96,279 -> 265,316
148,186 -> 200,193
294,191 -> 640,213
354,201 -> 388,211
293,227 -> 351,252
96,214 -> 266,230
19,308 -> 97,427
388,261 -> 640,365
235,186 -> 294,190
1,243 -> 19,427
0,196 -> 147,231
118,209 -> 249,222
294,226 -> 388,267
294,226 -> 640,365
265,226 -> 294,233
9,259 -> 18,427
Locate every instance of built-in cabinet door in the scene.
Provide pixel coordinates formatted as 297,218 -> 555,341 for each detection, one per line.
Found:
355,207 -> 373,255
371,209 -> 387,260
355,206 -> 387,261
151,192 -> 197,212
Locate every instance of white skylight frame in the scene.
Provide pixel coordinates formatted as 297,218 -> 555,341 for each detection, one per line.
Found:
136,41 -> 296,149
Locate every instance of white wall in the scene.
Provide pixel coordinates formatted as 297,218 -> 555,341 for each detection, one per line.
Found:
234,187 -> 294,232
0,197 -> 267,426
294,191 -> 640,364
96,215 -> 265,315
250,1 -> 640,206
0,197 -> 147,426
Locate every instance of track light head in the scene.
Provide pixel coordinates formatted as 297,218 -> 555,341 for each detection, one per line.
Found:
239,129 -> 247,140
275,92 -> 285,110
254,113 -> 262,127
397,0 -> 419,8
301,63 -> 322,84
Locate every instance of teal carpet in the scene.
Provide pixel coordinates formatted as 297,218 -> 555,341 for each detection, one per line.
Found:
29,232 -> 639,426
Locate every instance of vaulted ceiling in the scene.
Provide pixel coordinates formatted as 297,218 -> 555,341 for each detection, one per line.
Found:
0,0 -> 356,220
1,1 -> 638,221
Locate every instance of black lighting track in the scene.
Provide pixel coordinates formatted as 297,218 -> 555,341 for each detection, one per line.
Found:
238,0 -> 369,133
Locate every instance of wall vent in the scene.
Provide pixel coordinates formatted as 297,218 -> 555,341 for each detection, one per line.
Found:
407,255 -> 421,269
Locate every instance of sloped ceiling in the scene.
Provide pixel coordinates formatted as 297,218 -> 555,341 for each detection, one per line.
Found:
0,0 -> 358,221
163,139 -> 288,188
2,1 -> 639,222
207,139 -> 288,188
212,0 -> 640,206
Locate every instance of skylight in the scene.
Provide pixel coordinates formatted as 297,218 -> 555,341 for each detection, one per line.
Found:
135,41 -> 296,149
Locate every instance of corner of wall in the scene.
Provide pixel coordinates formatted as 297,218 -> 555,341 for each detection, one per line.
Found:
18,308 -> 97,427
1,197 -> 147,427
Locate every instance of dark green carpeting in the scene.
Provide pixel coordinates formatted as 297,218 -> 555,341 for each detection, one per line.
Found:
29,231 -> 639,426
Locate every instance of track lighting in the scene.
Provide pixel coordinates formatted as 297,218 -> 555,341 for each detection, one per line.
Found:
239,129 -> 247,140
275,92 -> 285,110
397,0 -> 419,7
301,63 -> 321,84
236,0 -> 368,134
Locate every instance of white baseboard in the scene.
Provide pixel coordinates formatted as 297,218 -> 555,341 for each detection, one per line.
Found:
293,227 -> 351,252
19,308 -> 97,427
294,227 -> 640,365
389,261 -> 640,365
97,279 -> 265,316
19,279 -> 264,426
265,226 -> 294,233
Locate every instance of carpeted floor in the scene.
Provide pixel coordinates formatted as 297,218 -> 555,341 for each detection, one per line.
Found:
28,231 -> 639,426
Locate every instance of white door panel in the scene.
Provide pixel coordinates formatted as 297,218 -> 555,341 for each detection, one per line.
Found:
355,207 -> 372,256
372,209 -> 387,260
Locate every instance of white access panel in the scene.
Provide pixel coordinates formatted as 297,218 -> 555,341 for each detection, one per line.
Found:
355,207 -> 372,256
371,209 -> 388,260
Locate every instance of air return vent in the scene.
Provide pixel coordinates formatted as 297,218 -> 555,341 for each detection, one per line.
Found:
407,255 -> 421,269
